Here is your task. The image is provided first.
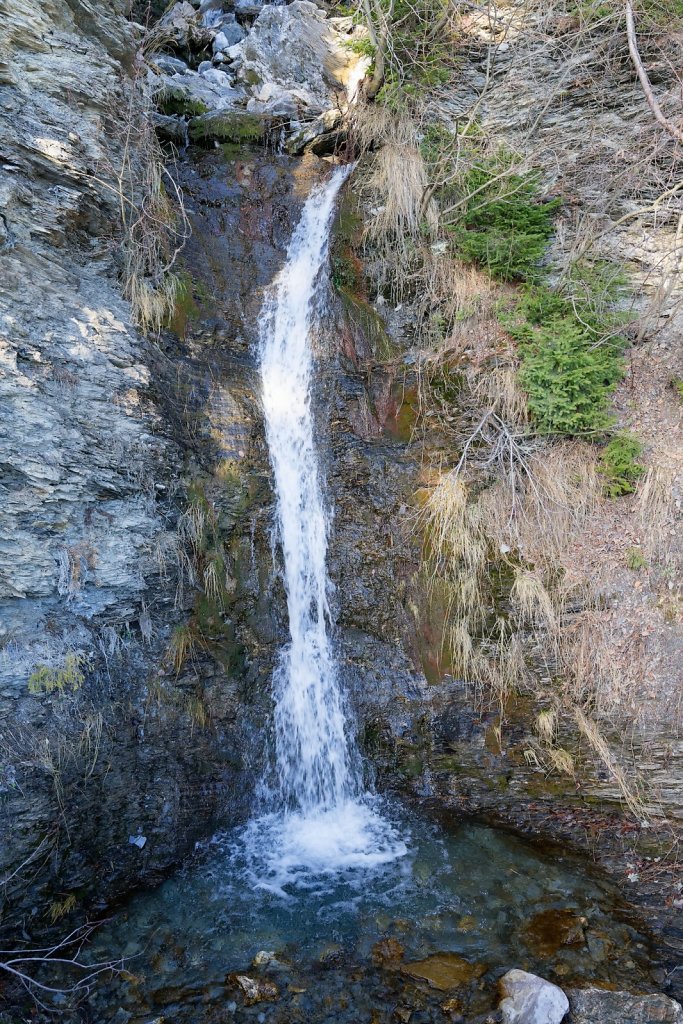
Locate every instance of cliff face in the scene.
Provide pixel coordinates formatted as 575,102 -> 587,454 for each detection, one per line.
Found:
0,0 -> 255,927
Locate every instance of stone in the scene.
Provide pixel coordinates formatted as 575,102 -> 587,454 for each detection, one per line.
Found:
157,1 -> 211,49
371,937 -> 405,966
227,1 -> 370,117
401,953 -> 486,990
525,909 -> 588,957
153,68 -> 247,117
212,16 -> 246,52
499,970 -> 569,1024
153,53 -> 189,75
567,988 -> 683,1023
230,974 -> 279,1006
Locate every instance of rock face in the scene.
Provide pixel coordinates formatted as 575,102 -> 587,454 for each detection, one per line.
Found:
499,969 -> 569,1024
0,0 -> 258,932
568,988 -> 683,1024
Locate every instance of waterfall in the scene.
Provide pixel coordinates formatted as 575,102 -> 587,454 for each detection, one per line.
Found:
241,168 -> 406,891
259,167 -> 356,812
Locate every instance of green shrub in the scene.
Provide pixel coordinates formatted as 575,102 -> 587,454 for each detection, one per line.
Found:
451,157 -> 561,281
598,433 -> 645,497
507,267 -> 629,436
625,547 -> 647,570
518,318 -> 623,435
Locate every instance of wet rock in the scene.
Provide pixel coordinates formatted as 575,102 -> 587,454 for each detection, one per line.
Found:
230,973 -> 279,1006
154,67 -> 247,117
286,108 -> 342,155
371,937 -> 405,966
525,909 -> 588,957
187,108 -> 271,144
567,988 -> 683,1023
152,53 -> 189,75
401,952 -> 486,990
152,111 -> 188,143
252,949 -> 277,966
499,969 -> 569,1024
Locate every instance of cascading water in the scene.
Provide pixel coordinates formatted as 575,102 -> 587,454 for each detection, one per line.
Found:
240,167 -> 406,891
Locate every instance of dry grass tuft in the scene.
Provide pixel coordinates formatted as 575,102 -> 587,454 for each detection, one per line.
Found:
510,568 -> 558,632
574,706 -> 650,822
353,103 -> 437,299
637,463 -> 680,566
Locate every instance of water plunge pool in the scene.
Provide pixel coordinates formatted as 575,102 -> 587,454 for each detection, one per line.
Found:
85,799 -> 658,1023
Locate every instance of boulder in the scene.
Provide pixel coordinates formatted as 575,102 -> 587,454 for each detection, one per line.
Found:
227,1 -> 369,116
499,969 -> 569,1024
212,15 -> 246,52
567,988 -> 683,1024
154,68 -> 247,117
158,1 -> 212,49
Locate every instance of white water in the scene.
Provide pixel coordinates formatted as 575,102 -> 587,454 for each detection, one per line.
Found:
244,168 -> 405,890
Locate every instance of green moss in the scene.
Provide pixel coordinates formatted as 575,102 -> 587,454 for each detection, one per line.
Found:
188,111 -> 266,145
339,289 -> 393,360
383,384 -> 419,442
158,89 -> 210,119
167,271 -> 200,337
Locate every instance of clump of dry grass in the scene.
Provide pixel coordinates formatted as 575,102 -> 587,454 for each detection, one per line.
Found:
352,103 -> 437,299
574,706 -> 650,822
510,567 -> 558,632
116,70 -> 189,334
637,463 -> 681,567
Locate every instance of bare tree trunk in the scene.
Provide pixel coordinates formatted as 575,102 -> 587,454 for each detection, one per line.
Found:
361,0 -> 392,99
625,0 -> 683,146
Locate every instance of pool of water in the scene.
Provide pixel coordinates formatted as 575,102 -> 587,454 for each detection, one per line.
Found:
82,799 -> 657,1023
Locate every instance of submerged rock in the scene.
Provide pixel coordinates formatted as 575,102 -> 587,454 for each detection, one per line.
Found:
499,970 -> 569,1024
371,936 -> 405,966
230,973 -> 279,1005
567,988 -> 683,1023
525,909 -> 588,957
401,952 -> 486,990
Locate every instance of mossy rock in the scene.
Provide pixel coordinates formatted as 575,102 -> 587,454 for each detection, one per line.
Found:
158,88 -> 210,119
188,111 -> 269,145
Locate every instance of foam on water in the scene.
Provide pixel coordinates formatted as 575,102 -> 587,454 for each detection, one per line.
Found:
244,166 -> 405,883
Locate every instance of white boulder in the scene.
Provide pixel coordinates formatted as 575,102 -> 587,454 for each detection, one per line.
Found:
499,969 -> 569,1024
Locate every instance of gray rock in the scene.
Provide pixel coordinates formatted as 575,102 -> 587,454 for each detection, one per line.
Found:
228,1 -> 369,117
568,988 -> 683,1024
212,15 -> 246,52
153,53 -> 189,75
153,66 -> 247,114
152,111 -> 189,143
158,0 -> 211,49
499,969 -> 569,1024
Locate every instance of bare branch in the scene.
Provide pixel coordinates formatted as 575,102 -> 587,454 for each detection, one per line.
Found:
625,0 -> 683,146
